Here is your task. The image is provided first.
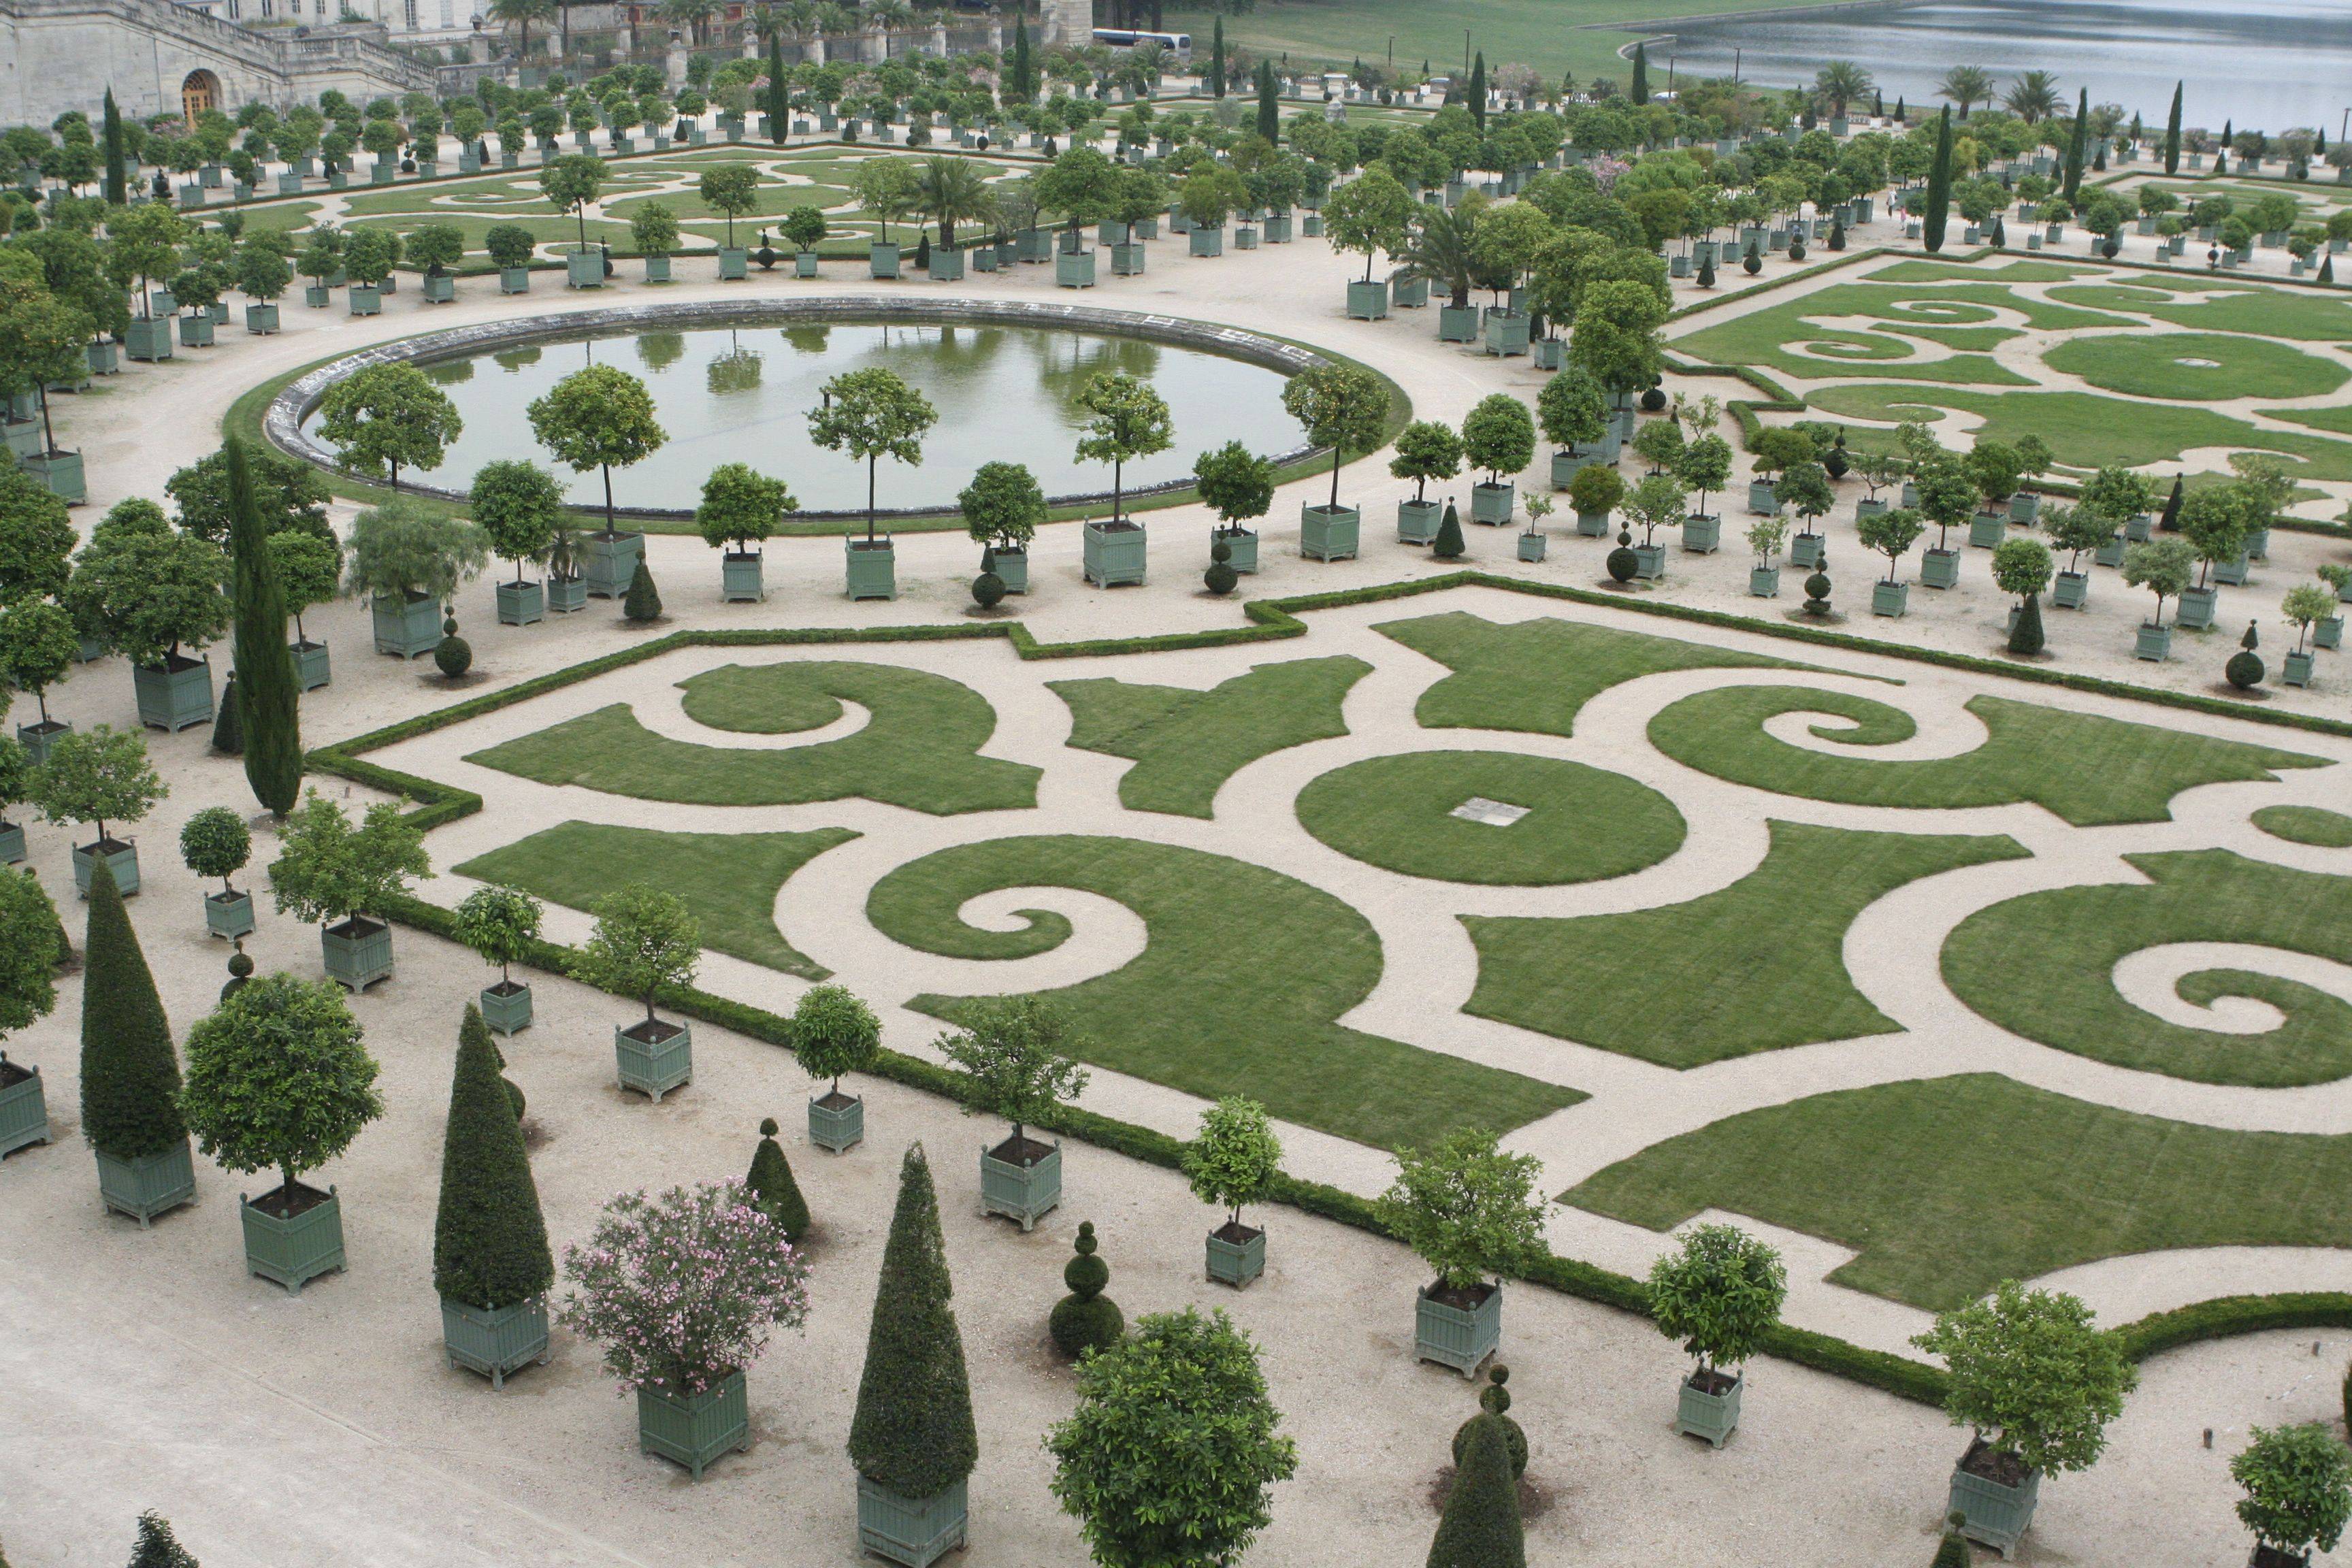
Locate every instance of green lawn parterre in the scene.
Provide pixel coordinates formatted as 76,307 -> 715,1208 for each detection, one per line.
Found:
2254,805 -> 2352,847
2040,331 -> 2349,402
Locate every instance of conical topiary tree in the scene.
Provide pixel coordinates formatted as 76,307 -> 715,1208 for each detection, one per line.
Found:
434,1003 -> 553,1314
1433,500 -> 1465,560
623,557 -> 662,622
849,1142 -> 978,1507
208,671 -> 242,755
127,1512 -> 199,1568
1049,1220 -> 1123,1357
1428,1410 -> 1522,1568
746,1117 -> 811,1243
79,856 -> 188,1168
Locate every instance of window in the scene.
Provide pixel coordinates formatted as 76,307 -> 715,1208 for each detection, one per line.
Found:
404,0 -> 418,27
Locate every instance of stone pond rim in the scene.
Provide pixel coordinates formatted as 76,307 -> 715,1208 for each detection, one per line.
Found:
262,296 -> 1384,525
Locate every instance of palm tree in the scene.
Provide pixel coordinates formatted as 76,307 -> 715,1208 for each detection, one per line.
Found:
1813,61 -> 1872,118
1400,206 -> 1477,310
2002,69 -> 2062,125
915,154 -> 995,247
488,0 -> 556,59
866,0 -> 915,44
1938,65 -> 1993,121
662,0 -> 720,45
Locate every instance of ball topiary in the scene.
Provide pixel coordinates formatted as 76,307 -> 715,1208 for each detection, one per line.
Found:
1788,239 -> 1808,261
435,634 -> 473,678
1451,1363 -> 1529,1477
1204,559 -> 1238,595
1047,1220 -> 1124,1358
1639,387 -> 1667,413
1804,561 -> 1833,615
1606,545 -> 1637,581
222,947 -> 254,1001
1824,431 -> 1849,479
623,558 -> 663,623
2227,621 -> 2264,689
971,570 -> 1006,608
1743,250 -> 1763,275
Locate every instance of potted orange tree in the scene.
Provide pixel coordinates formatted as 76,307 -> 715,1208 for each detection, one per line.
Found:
1183,1096 -> 1282,1288
1374,1126 -> 1546,1378
267,787 -> 430,992
574,883 -> 702,1102
1284,363 -> 1388,562
454,883 -> 543,1036
1648,1223 -> 1787,1448
791,982 -> 881,1152
0,866 -> 59,1158
938,996 -> 1089,1231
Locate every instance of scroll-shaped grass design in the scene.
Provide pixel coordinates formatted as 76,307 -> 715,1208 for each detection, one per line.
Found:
1942,849 -> 2352,1085
1648,686 -> 2325,826
2255,806 -> 2352,848
1464,821 -> 2029,1066
1050,655 -> 1373,818
1673,281 -> 2125,385
1566,1073 -> 2352,1311
867,834 -> 1584,1149
466,661 -> 1040,815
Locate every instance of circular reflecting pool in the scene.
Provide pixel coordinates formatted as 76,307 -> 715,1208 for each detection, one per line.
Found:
307,317 -> 1310,515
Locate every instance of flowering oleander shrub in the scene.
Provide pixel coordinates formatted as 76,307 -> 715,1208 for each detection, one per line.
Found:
557,1180 -> 812,1396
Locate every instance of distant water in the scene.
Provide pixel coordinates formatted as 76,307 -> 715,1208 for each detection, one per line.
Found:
1651,0 -> 2352,131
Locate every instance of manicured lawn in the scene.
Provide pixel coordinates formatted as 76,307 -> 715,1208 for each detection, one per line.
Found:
1377,610 -> 1800,738
455,821 -> 858,979
466,660 -> 1040,815
2255,804 -> 2352,847
2042,331 -> 2347,402
1647,687 -> 2324,826
1463,820 -> 2028,1066
1942,849 -> 2352,1086
1675,282 -> 2124,385
1295,750 -> 1685,885
1565,1073 -> 2352,1311
2048,280 -> 2352,340
868,834 -> 1584,1149
1863,258 -> 2102,284
1051,655 -> 1372,819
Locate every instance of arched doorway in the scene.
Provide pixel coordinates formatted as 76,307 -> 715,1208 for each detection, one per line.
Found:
181,69 -> 220,123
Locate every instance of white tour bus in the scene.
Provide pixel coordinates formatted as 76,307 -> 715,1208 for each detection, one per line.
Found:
1093,28 -> 1192,64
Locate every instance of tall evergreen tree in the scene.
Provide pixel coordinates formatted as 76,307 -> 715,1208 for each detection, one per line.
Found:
225,438 -> 301,817
1255,61 -> 1279,145
1629,42 -> 1648,106
1208,16 -> 1226,99
78,858 -> 185,1162
433,1004 -> 553,1311
745,1116 -> 810,1243
127,1512 -> 199,1568
1468,52 -> 1488,129
768,33 -> 789,147
1427,1414 -> 1522,1568
2163,81 -> 2183,175
1010,17 -> 1032,102
1923,107 -> 1954,253
2061,88 -> 2089,204
101,91 -> 127,207
848,1143 -> 978,1503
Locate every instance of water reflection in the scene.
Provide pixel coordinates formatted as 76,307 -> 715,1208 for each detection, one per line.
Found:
636,331 -> 687,372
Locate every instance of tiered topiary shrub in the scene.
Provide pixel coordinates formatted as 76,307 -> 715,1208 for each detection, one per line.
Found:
434,1003 -> 555,1387
79,858 -> 195,1224
1049,1221 -> 1123,1357
1428,1402 -> 1524,1566
746,1117 -> 810,1244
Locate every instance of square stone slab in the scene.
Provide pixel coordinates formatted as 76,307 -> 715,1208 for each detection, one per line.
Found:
1450,796 -> 1530,827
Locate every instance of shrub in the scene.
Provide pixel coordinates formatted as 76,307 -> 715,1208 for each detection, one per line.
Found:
1433,500 -> 1465,559
1374,1127 -> 1547,1293
78,858 -> 185,1160
434,1004 -> 553,1311
0,868 -> 59,1046
622,557 -> 662,622
790,982 -> 880,1094
558,1179 -> 810,1394
1427,1409 -> 1523,1567
182,970 -> 381,1201
1452,1364 -> 1527,1477
453,884 -> 542,987
2233,1422 -> 2352,1557
178,806 -> 250,894
971,570 -> 1006,608
267,789 -> 430,928
1049,1219 -> 1124,1357
745,1116 -> 811,1243
126,1513 -> 198,1568
934,995 -> 1090,1143
1647,1223 -> 1788,1385
1566,464 -> 1624,517
849,1143 -> 979,1500
571,881 -> 699,1026
1911,1279 -> 2136,1476
1183,1096 -> 1283,1232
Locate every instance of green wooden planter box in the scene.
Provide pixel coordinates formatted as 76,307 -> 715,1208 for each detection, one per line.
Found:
348,285 -> 382,316
481,981 -> 533,1036
1264,212 -> 1293,243
205,889 -> 255,940
1414,1283 -> 1501,1377
1235,225 -> 1259,249
373,592 -> 442,656
2136,621 -> 2173,660
548,575 -> 587,614
372,161 -> 397,184
96,1140 -> 195,1225
722,553 -> 765,602
638,1369 -> 750,1477
1482,309 -> 1531,355
1516,528 -> 1546,562
1189,226 -> 1224,257
581,530 -> 645,599
1213,527 -> 1259,573
1676,1372 -> 1742,1448
1948,1451 -> 2039,1558
1856,497 -> 1887,520
496,580 -> 544,627
1969,512 -> 2008,549
1301,504 -> 1360,561
1056,249 -> 1096,287
2246,527 -> 2270,561
1437,304 -> 1480,342
717,247 -> 749,280
2283,649 -> 2316,687
1531,337 -> 1564,370
1470,483 -> 1514,526
1392,274 -> 1430,308
1347,278 -> 1389,320
870,242 -> 902,279
125,318 -> 173,361
846,537 -> 898,600
1206,1224 -> 1266,1287
246,303 -> 280,334
796,250 -> 821,278
1632,542 -> 1667,579
617,1019 -> 692,1100
1017,228 -> 1052,261
17,718 -> 67,765
2010,491 -> 2040,523
1921,549 -> 1961,589
2053,571 -> 2089,608
2317,615 -> 2344,649
293,640 -> 331,691
985,547 -> 1030,593
277,172 -> 306,196
177,313 -> 215,348
1083,520 -> 1147,586
980,1139 -> 1060,1230
1872,580 -> 1910,617
422,272 -> 457,302
0,1054 -> 49,1158
1746,480 -> 1779,515
1750,564 -> 1781,597
500,267 -> 532,295
133,656 -> 213,732
640,255 -> 670,284
240,1184 -> 346,1295
928,246 -> 965,281
1550,450 -> 1592,489
322,918 -> 395,991
24,450 -> 84,504
442,1296 -> 550,1388
0,819 -> 19,864
858,1475 -> 968,1567
73,840 -> 139,898
2178,585 -> 2218,630
566,249 -> 604,289
810,1090 -> 864,1152
973,245 -> 1000,274
2212,551 -> 2250,587
1398,499 -> 1442,543
86,339 -> 119,375
1110,241 -> 1145,275
1682,514 -> 1721,553
1303,214 -> 1323,238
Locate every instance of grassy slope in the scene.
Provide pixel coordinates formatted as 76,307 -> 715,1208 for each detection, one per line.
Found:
456,821 -> 856,979
1051,655 -> 1372,817
868,833 -> 1584,1148
2041,331 -> 2347,402
1646,687 -> 2325,826
465,661 -> 1040,815
1464,819 -> 2029,1066
1295,749 -> 1685,884
1942,849 -> 2352,1087
1565,1073 -> 2352,1311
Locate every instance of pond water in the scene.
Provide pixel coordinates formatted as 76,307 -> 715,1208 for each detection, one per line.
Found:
316,319 -> 1307,515
1653,0 -> 2352,130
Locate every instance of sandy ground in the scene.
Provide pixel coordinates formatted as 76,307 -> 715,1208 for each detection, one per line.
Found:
5,161 -> 2352,1567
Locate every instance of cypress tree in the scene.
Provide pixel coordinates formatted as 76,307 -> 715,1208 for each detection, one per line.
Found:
2061,88 -> 2089,205
848,1143 -> 978,1503
768,33 -> 789,147
2222,118 -> 2233,152
1208,17 -> 1225,99
2323,255 -> 2336,285
2008,591 -> 2044,655
102,91 -> 127,207
1426,1414 -> 1522,1568
1256,61 -> 1279,145
745,1116 -> 810,1243
2163,82 -> 2183,175
127,1513 -> 199,1568
1011,17 -> 1032,103
1923,107 -> 1954,254
209,672 -> 242,756
433,1004 -> 553,1311
1629,42 -> 1648,107
2158,474 -> 2185,532
1895,95 -> 1905,123
1469,52 -> 1488,129
1433,499 -> 1465,559
226,437 -> 301,817
79,858 -> 185,1161
623,557 -> 662,621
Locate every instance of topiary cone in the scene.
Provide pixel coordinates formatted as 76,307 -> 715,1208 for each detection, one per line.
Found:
434,1003 -> 555,1311
622,557 -> 663,623
850,1143 -> 979,1500
209,671 -> 242,756
2007,591 -> 2044,655
1432,500 -> 1465,560
747,1115 -> 811,1243
1427,1411 -> 1523,1568
79,855 -> 186,1163
1048,1218 -> 1124,1357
